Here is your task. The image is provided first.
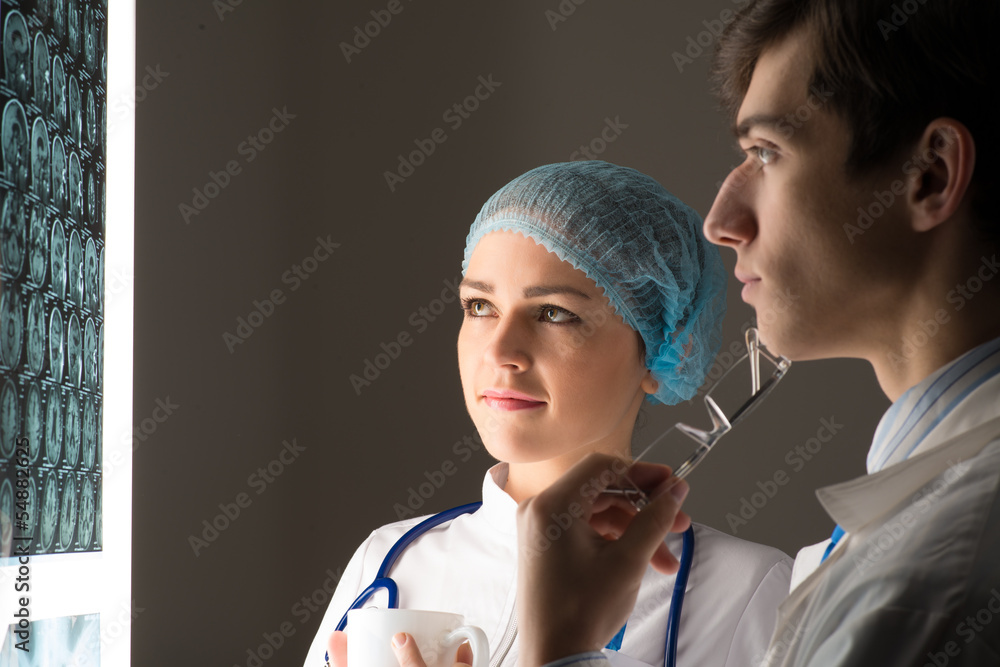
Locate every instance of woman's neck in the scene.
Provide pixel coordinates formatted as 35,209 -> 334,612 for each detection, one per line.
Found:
502,443 -> 632,505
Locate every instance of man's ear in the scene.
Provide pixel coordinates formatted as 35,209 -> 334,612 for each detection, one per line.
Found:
907,118 -> 976,233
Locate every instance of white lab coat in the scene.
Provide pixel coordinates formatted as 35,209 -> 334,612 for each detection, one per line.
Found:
305,462 -> 792,667
760,367 -> 1000,666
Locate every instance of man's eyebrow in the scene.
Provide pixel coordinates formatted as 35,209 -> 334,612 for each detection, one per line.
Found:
460,279 -> 592,300
734,114 -> 786,139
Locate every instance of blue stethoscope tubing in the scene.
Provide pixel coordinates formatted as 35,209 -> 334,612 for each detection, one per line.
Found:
334,502 -> 695,667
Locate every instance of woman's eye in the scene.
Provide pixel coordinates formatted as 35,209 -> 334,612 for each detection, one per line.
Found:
462,298 -> 493,317
541,306 -> 577,324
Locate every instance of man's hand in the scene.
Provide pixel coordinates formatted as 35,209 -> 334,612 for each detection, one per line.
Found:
326,630 -> 473,666
516,453 -> 690,666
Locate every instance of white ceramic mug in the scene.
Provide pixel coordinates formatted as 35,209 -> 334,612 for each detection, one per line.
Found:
346,608 -> 489,667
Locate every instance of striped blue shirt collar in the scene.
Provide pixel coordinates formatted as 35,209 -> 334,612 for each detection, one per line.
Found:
867,335 -> 1000,473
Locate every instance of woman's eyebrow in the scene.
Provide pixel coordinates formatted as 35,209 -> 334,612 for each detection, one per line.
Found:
459,279 -> 591,300
523,284 -> 591,300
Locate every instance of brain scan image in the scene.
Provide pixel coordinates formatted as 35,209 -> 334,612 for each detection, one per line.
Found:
0,287 -> 23,369
59,474 -> 78,550
69,151 -> 82,222
3,1 -> 107,558
0,480 -> 12,542
25,381 -> 43,464
84,7 -> 97,74
69,75 -> 81,147
0,379 -> 18,459
22,476 -> 38,542
2,99 -> 29,192
84,317 -> 96,391
31,117 -> 50,203
98,100 -> 105,165
68,229 -> 83,308
1,189 -> 25,279
26,291 -> 45,376
40,472 -> 58,553
68,0 -> 82,57
98,172 -> 104,230
77,476 -> 95,548
3,11 -> 30,102
28,205 -> 48,286
97,322 -> 103,391
81,397 -> 96,470
85,237 -> 97,312
51,134 -> 66,214
51,219 -> 66,299
53,0 -> 67,39
49,304 -> 64,383
94,477 -> 101,548
86,88 -> 96,149
67,312 -> 81,387
52,55 -> 66,130
98,246 -> 104,312
36,0 -> 51,21
86,169 -> 96,224
33,34 -> 50,111
44,384 -> 62,465
64,390 -> 80,468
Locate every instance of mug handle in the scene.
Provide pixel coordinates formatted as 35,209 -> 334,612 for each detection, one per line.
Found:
443,625 -> 490,667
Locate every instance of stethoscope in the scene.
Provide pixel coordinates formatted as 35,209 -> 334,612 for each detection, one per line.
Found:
334,501 -> 695,667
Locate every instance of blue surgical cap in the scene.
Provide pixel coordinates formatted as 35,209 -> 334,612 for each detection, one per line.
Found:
461,161 -> 726,406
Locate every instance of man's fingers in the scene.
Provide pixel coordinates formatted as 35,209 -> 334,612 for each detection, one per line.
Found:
589,505 -> 638,539
615,477 -> 690,568
622,461 -> 674,490
327,630 -> 348,667
591,492 -> 641,515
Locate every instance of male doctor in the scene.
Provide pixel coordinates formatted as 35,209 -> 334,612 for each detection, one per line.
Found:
393,0 -> 1000,665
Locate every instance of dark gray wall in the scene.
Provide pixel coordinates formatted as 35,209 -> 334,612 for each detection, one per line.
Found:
133,2 -> 890,665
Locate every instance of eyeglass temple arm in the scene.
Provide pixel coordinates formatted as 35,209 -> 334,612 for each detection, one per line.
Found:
671,394 -> 732,480
618,395 -> 732,510
747,328 -> 761,394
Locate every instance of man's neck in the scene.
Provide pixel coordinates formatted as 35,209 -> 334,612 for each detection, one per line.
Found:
870,292 -> 1000,401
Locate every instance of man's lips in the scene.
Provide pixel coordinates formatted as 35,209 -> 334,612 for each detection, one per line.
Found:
735,269 -> 761,302
481,389 -> 545,411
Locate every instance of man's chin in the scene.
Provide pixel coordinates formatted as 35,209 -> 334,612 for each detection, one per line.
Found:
753,321 -> 797,361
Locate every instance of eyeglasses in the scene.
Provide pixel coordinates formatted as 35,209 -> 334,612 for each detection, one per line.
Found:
613,327 -> 791,510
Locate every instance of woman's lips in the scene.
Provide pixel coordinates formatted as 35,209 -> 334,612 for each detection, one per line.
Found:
482,389 -> 545,411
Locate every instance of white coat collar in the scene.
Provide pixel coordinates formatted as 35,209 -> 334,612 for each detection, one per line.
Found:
479,462 -> 519,537
781,369 -> 1000,606
817,367 -> 1000,534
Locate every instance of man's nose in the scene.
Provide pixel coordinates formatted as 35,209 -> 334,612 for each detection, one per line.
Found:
703,165 -> 757,248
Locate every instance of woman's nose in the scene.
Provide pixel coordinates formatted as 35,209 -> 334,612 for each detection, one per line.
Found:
483,316 -> 531,371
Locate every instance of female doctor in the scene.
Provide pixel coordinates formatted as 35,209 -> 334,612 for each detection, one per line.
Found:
305,161 -> 792,667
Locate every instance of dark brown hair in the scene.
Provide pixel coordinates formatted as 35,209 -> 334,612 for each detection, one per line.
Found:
711,0 -> 999,236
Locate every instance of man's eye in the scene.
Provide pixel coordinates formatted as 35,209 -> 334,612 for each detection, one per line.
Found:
749,145 -> 777,165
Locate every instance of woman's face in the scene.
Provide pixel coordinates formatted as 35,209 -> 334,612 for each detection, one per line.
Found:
458,230 -> 656,466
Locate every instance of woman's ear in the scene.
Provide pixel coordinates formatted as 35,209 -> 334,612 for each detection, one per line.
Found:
640,371 -> 659,396
906,118 -> 976,233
